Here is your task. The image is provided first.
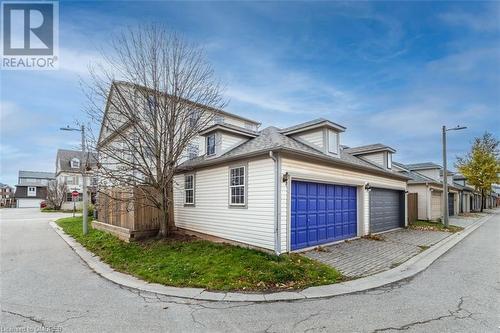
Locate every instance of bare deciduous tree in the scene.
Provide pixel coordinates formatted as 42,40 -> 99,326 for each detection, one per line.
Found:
85,24 -> 226,237
46,180 -> 68,210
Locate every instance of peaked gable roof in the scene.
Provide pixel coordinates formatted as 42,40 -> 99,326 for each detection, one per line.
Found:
18,171 -> 54,179
199,122 -> 259,138
344,143 -> 396,155
98,81 -> 261,146
179,126 -> 408,180
280,118 -> 346,135
56,149 -> 97,174
405,162 -> 442,171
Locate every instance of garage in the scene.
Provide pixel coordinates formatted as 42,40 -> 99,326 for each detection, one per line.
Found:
17,198 -> 43,208
431,191 -> 442,220
291,180 -> 357,250
369,188 -> 404,233
448,193 -> 455,216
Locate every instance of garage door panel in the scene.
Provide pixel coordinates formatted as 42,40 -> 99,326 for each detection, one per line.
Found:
291,181 -> 357,250
369,188 -> 404,233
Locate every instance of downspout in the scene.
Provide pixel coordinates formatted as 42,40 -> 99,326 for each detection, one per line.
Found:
269,151 -> 281,255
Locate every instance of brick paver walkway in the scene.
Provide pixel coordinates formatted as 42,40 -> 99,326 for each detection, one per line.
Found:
305,229 -> 451,278
449,213 -> 485,228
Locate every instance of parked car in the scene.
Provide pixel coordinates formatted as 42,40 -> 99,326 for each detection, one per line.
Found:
40,201 -> 47,209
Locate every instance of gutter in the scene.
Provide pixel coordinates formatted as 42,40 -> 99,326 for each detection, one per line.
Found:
269,151 -> 281,255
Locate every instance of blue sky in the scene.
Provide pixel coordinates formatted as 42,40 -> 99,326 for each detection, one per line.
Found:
1,1 -> 499,186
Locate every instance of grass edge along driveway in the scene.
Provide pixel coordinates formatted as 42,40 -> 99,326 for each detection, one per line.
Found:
56,217 -> 342,292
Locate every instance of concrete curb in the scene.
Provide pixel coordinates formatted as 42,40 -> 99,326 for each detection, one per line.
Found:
49,213 -> 493,302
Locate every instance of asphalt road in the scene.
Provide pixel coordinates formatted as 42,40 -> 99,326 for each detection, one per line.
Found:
1,208 -> 499,333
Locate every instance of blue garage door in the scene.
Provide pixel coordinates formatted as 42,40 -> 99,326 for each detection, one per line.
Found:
291,181 -> 357,250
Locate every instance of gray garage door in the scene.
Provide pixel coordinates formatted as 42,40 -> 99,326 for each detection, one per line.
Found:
370,188 -> 404,233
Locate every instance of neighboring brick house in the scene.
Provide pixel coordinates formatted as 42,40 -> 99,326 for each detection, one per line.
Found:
0,183 -> 15,207
15,171 -> 54,208
55,149 -> 98,210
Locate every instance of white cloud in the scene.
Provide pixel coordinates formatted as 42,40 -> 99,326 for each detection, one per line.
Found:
439,6 -> 500,32
58,47 -> 104,77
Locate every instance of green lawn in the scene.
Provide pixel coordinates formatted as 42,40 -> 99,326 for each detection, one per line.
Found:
56,217 -> 342,291
409,220 -> 464,233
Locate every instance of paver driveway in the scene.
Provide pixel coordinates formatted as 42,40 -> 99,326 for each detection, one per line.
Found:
305,228 -> 451,277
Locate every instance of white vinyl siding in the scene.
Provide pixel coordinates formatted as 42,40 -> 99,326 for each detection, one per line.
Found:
416,169 -> 441,181
292,129 -> 324,151
220,132 -> 247,154
328,130 -> 338,154
280,157 -> 407,251
408,184 -> 431,220
361,152 -> 385,167
174,158 -> 275,250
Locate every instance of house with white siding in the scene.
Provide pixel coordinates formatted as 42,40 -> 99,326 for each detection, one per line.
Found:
392,162 -> 460,221
174,119 -> 410,254
93,81 -> 262,241
55,149 -> 98,210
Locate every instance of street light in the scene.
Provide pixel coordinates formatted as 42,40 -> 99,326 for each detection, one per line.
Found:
60,125 -> 88,235
442,125 -> 467,227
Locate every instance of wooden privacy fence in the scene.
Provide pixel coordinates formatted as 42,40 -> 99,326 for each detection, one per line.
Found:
407,193 -> 418,224
97,186 -> 161,233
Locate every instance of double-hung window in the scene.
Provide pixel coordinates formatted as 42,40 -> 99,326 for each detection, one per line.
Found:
229,166 -> 245,206
184,174 -> 195,205
206,134 -> 216,156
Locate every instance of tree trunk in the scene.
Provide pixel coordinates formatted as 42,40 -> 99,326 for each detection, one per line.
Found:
167,180 -> 176,231
158,191 -> 169,238
480,189 -> 484,212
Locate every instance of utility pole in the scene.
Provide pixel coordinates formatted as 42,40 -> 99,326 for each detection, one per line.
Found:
81,124 -> 88,235
442,125 -> 467,227
442,126 -> 449,227
60,125 -> 88,235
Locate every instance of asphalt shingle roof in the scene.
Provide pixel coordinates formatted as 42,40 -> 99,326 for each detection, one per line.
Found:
179,126 -> 408,180
56,149 -> 97,173
18,171 -> 54,179
405,162 -> 442,171
200,122 -> 259,137
280,118 -> 346,133
343,143 -> 396,154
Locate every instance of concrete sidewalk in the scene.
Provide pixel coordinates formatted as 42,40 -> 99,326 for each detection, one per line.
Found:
49,211 -> 495,302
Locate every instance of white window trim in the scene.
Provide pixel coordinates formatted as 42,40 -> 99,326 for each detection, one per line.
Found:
387,153 -> 392,169
228,165 -> 247,207
71,158 -> 80,169
206,134 -> 216,156
27,186 -> 36,197
328,130 -> 339,154
184,174 -> 195,206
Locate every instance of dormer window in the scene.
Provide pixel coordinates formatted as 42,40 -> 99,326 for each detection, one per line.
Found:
328,130 -> 339,154
71,158 -> 80,169
206,134 -> 216,156
387,153 -> 392,169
